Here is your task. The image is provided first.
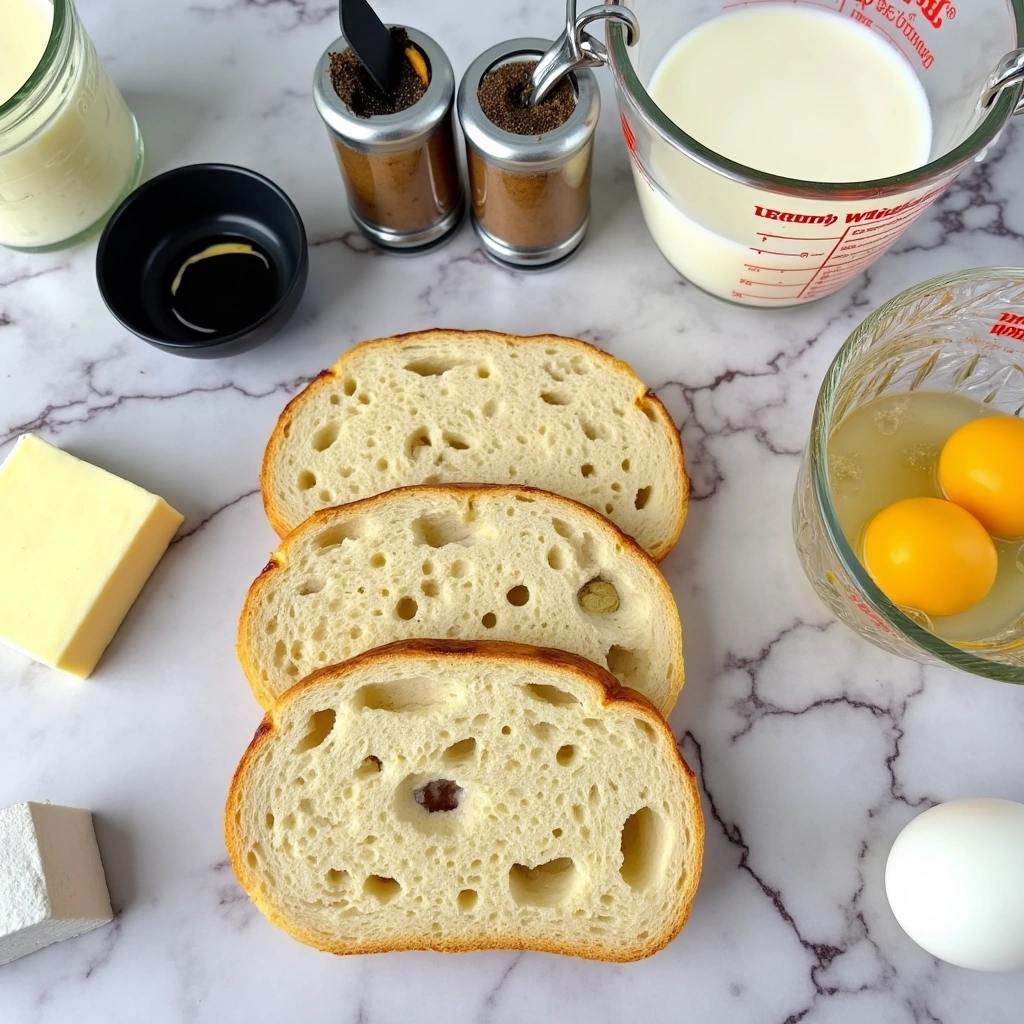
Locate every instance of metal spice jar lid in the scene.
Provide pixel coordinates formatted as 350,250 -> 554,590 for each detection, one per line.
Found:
457,38 -> 600,174
313,27 -> 456,154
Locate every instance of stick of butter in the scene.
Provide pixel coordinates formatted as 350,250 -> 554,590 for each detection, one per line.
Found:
0,802 -> 113,965
0,434 -> 183,678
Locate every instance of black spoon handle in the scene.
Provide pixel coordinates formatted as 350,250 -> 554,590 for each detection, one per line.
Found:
340,0 -> 401,94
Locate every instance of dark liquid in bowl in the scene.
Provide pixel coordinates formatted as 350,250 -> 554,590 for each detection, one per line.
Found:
166,238 -> 278,337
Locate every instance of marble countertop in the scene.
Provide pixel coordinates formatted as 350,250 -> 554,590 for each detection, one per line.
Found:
2,0 -> 1024,1020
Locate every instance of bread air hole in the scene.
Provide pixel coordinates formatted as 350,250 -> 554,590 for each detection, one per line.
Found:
343,378 -> 357,396
298,469 -> 316,491
404,356 -> 465,376
540,390 -> 570,406
421,580 -> 439,597
315,519 -> 365,549
406,427 -> 432,459
619,807 -> 669,893
442,737 -> 476,763
580,419 -> 602,441
552,518 -> 572,539
508,857 -> 578,908
297,578 -> 325,596
525,684 -> 580,707
606,645 -> 646,688
556,744 -> 576,766
481,612 -> 497,629
578,579 -> 620,613
506,584 -> 530,607
411,511 -> 478,549
457,889 -> 478,911
354,679 -> 453,712
294,709 -> 336,753
355,755 -> 381,777
370,553 -> 386,568
414,779 -> 463,813
363,875 -> 401,903
311,421 -> 340,452
581,463 -> 594,478
442,431 -> 470,450
326,868 -> 350,888
635,719 -> 657,743
642,401 -> 659,423
635,486 -> 652,510
547,547 -> 567,570
396,597 -> 418,620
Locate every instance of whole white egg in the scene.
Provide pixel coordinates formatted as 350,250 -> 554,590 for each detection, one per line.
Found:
885,798 -> 1024,971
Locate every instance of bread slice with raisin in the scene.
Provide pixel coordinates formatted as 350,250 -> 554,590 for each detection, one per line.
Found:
260,330 -> 687,559
225,639 -> 704,962
238,485 -> 683,712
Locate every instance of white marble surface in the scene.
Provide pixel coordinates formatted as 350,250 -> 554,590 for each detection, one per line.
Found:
2,0 -> 1024,1020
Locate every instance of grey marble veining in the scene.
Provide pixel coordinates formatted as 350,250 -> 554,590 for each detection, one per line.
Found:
1,1 -> 1023,1021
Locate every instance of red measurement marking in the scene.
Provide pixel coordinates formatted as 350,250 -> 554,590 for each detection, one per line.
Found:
744,264 -> 817,274
735,293 -> 806,300
620,115 -> 636,157
738,281 -> 807,288
757,232 -> 844,241
749,248 -> 826,257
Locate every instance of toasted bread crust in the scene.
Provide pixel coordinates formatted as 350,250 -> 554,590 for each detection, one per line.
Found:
237,484 -> 685,710
260,330 -> 688,560
225,639 -> 704,962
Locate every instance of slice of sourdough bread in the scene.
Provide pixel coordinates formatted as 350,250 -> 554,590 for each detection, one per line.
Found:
225,639 -> 704,962
261,330 -> 687,559
239,485 -> 684,712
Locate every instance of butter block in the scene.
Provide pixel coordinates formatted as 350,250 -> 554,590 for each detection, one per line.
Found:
0,802 -> 113,966
0,434 -> 183,678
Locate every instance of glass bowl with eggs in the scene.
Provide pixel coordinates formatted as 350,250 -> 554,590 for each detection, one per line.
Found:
794,268 -> 1024,682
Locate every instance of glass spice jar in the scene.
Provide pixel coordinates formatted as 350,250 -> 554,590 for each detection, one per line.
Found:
312,27 -> 463,252
0,0 -> 144,252
457,38 -> 600,269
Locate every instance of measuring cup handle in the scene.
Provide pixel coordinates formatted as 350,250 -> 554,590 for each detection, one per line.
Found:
983,48 -> 1024,116
576,5 -> 640,49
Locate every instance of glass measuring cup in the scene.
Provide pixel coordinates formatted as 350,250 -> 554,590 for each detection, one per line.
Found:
792,268 -> 1024,683
607,0 -> 1024,307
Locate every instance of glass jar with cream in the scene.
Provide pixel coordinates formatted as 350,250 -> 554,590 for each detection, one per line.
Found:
0,0 -> 144,252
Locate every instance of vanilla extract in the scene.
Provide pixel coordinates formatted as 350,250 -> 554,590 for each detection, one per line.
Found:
167,239 -> 277,337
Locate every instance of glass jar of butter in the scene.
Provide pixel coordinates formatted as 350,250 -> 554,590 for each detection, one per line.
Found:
0,0 -> 144,252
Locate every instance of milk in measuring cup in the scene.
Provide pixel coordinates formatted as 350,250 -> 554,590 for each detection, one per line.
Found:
635,5 -> 935,305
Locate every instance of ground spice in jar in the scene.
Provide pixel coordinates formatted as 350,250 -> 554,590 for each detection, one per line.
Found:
328,28 -> 427,117
332,119 -> 460,236
467,59 -> 591,255
477,60 -> 576,135
315,28 -> 463,247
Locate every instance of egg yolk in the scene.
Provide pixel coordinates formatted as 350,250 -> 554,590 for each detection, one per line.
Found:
938,415 -> 1024,538
861,497 -> 997,617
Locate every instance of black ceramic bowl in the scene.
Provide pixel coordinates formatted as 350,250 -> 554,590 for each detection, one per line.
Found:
97,164 -> 308,359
